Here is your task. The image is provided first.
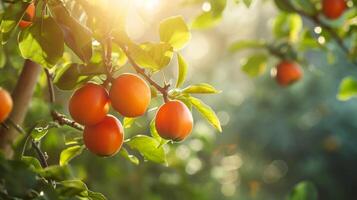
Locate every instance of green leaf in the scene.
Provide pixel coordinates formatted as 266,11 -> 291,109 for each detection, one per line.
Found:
159,15 -> 191,50
337,76 -> 357,101
273,13 -> 302,43
57,180 -> 88,197
189,97 -> 222,132
54,63 -> 104,90
128,42 -> 173,72
39,165 -> 71,181
140,42 -> 174,71
150,119 -> 161,141
176,53 -> 188,88
119,148 -> 139,165
182,83 -> 221,94
123,117 -> 136,129
241,54 -> 268,77
18,17 -> 64,68
48,0 -> 93,63
229,40 -> 266,52
288,181 -> 318,200
0,1 -> 30,44
0,45 -> 6,68
191,0 -> 226,30
59,145 -> 84,166
191,12 -> 223,30
126,135 -> 167,164
21,156 -> 42,171
88,190 -> 107,200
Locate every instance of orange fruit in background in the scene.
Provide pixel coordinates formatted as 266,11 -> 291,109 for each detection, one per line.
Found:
83,115 -> 124,156
69,83 -> 110,126
322,0 -> 346,20
275,61 -> 303,86
0,88 -> 13,123
109,73 -> 151,118
155,100 -> 193,142
19,3 -> 35,28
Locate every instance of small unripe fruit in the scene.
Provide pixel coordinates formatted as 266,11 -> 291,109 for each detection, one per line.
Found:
69,83 -> 110,126
19,3 -> 35,28
83,115 -> 124,156
275,61 -> 303,86
155,100 -> 193,142
109,73 -> 151,118
0,88 -> 13,123
322,0 -> 346,20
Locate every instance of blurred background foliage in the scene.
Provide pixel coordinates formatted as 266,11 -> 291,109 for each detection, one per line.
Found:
1,0 -> 357,199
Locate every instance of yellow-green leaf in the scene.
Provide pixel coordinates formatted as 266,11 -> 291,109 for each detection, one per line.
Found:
176,53 -> 188,88
59,145 -> 84,166
241,54 -> 267,77
337,76 -> 357,101
189,97 -> 222,132
182,83 -> 220,94
159,16 -> 191,50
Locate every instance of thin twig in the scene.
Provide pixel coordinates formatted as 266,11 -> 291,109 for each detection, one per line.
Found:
6,119 -> 48,168
51,111 -> 84,131
44,69 -> 84,131
44,69 -> 55,103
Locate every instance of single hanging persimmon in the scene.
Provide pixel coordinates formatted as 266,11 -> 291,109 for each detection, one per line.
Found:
322,0 -> 346,20
109,73 -> 151,118
0,87 -> 13,123
69,83 -> 110,126
19,2 -> 35,28
155,100 -> 193,142
83,115 -> 124,156
275,61 -> 303,86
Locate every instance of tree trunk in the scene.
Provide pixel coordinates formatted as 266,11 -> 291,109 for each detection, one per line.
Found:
0,60 -> 42,158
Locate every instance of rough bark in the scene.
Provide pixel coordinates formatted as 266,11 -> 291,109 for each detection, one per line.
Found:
0,60 -> 42,158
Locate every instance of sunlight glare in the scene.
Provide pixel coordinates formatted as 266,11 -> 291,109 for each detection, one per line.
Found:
134,0 -> 160,11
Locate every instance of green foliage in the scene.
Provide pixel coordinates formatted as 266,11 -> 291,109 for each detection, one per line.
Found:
159,16 -> 191,50
0,155 -> 107,199
176,53 -> 188,88
48,0 -> 93,63
288,181 -> 318,200
126,135 -> 167,165
0,1 -> 30,44
229,40 -> 266,53
273,13 -> 302,43
60,145 -> 85,166
337,76 -> 357,101
182,83 -> 220,94
191,0 -> 227,29
18,17 -> 64,68
189,96 -> 222,132
241,54 -> 268,77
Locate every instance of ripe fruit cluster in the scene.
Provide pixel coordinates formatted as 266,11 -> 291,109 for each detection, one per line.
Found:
69,73 -> 194,157
322,0 -> 346,20
19,3 -> 35,28
275,61 -> 303,86
0,88 -> 13,123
